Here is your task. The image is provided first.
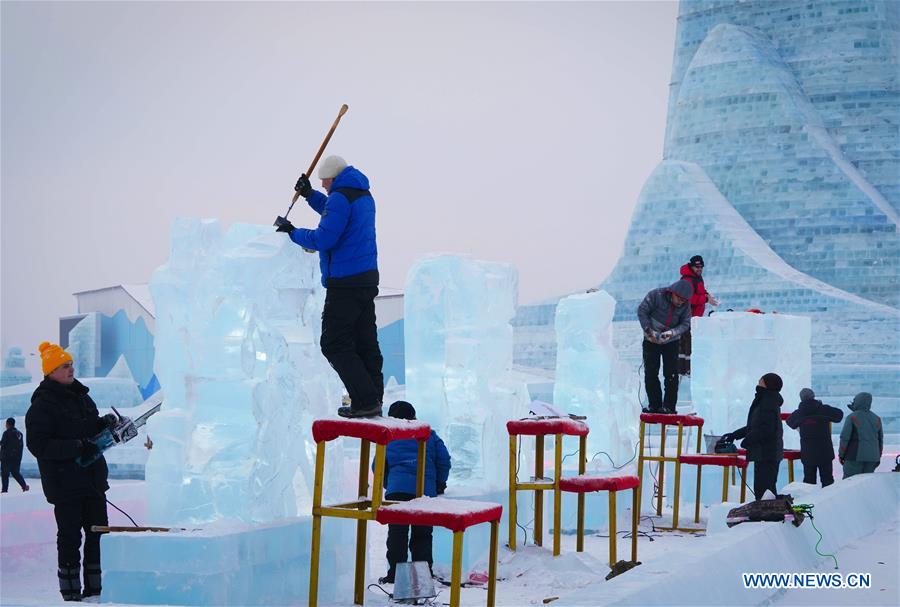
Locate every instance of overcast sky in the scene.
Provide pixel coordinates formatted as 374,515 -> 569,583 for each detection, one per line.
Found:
1,0 -> 678,376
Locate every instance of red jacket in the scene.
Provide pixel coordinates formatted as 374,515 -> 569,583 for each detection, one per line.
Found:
680,263 -> 707,317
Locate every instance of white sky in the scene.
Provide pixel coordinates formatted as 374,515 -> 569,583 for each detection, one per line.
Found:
1,0 -> 678,376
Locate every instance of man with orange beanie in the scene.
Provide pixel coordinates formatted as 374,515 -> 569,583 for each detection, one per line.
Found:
26,342 -> 117,601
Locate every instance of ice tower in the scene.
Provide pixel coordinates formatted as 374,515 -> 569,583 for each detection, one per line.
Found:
515,0 -> 899,425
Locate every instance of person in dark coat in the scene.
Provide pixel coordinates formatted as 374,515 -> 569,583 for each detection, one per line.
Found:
637,280 -> 693,414
838,392 -> 883,478
277,155 -> 384,418
722,373 -> 784,500
25,342 -> 117,601
1,417 -> 29,492
785,388 -> 843,487
377,400 -> 451,584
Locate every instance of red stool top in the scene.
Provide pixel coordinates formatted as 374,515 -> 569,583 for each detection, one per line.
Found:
559,474 -> 640,493
780,412 -> 791,421
312,417 -> 431,445
375,497 -> 503,532
736,448 -> 800,461
506,417 -> 589,437
639,413 -> 704,427
678,454 -> 748,468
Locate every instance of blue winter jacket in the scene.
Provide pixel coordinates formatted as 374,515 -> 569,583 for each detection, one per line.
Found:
381,431 -> 451,497
289,166 -> 378,287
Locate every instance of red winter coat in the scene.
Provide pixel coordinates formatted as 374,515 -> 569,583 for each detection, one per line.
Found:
680,264 -> 707,317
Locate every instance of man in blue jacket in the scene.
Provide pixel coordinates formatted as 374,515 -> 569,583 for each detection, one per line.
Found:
277,155 -> 384,417
377,401 -> 451,584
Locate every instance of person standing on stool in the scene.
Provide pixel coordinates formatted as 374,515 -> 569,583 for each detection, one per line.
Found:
25,342 -> 118,601
1,417 -> 29,493
637,280 -> 693,414
277,155 -> 385,418
377,401 -> 451,584
722,373 -> 784,500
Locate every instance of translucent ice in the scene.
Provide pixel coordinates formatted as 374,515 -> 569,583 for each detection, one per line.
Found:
404,254 -> 530,489
145,218 -> 344,526
553,290 -> 640,464
0,347 -> 31,388
691,312 -> 811,448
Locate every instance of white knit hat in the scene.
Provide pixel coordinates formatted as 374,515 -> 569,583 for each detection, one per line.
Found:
318,155 -> 347,179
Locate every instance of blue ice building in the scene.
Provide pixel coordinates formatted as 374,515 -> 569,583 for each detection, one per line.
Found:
514,0 -> 899,426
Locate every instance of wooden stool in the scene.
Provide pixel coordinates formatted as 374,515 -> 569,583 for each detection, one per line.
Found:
376,497 -> 502,607
506,417 -> 589,556
558,475 -> 640,567
308,417 -> 432,606
636,413 -> 704,522
673,454 -> 748,529
737,448 -> 802,483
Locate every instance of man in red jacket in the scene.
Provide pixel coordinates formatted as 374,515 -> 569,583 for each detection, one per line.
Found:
678,256 -> 718,375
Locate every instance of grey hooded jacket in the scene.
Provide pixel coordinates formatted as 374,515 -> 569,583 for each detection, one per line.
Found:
838,392 -> 883,463
637,280 -> 693,345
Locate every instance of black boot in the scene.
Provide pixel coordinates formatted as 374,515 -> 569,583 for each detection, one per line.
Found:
59,564 -> 81,601
338,404 -> 382,418
82,562 -> 101,599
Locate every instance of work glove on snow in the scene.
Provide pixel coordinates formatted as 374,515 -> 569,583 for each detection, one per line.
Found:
294,174 -> 313,199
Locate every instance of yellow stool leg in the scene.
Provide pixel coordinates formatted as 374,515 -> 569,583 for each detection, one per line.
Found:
694,466 -> 702,524
671,425 -> 684,528
309,441 -> 326,607
631,487 -> 638,562
788,459 -> 794,483
488,520 -> 499,607
416,438 -> 426,497
656,425 -> 667,516
534,435 -> 544,547
731,466 -> 735,486
450,531 -> 464,607
553,433 -> 562,557
636,421 -> 646,520
608,490 -> 617,568
508,435 -> 517,550
576,435 -> 586,552
354,439 -> 371,605
721,465 -> 729,503
740,467 -> 747,503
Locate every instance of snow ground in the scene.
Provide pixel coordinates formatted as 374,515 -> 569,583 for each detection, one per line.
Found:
2,473 -> 897,606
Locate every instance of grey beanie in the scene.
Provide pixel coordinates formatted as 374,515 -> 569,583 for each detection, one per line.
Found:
799,388 -> 815,401
317,155 -> 347,179
669,279 -> 694,301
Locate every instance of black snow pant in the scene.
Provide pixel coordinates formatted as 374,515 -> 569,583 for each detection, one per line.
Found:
802,459 -> 834,488
1,458 -> 27,491
678,329 -> 692,375
752,459 -> 780,501
642,339 -> 680,409
384,492 -> 433,580
320,286 -> 385,412
54,496 -> 108,598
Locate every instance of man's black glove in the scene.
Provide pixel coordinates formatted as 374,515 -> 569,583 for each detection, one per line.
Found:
294,174 -> 312,199
275,218 -> 296,233
720,432 -> 734,443
437,481 -> 446,495
79,439 -> 99,461
101,413 -> 119,430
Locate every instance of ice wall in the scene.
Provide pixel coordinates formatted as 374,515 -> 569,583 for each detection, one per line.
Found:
404,254 -> 530,488
145,219 -> 344,526
0,347 -> 31,388
692,312 -> 810,447
553,290 -> 639,464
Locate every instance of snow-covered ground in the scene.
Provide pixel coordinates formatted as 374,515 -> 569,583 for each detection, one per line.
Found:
3,471 -> 898,606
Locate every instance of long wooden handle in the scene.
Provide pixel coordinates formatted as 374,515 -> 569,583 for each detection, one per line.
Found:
291,104 -> 349,205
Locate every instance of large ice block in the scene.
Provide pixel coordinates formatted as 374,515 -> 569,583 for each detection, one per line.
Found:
0,347 -> 31,388
145,218 -> 345,526
404,254 -> 530,489
553,290 -> 640,464
692,312 -> 811,448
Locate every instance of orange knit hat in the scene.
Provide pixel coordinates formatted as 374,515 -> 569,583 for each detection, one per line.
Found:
39,341 -> 73,376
